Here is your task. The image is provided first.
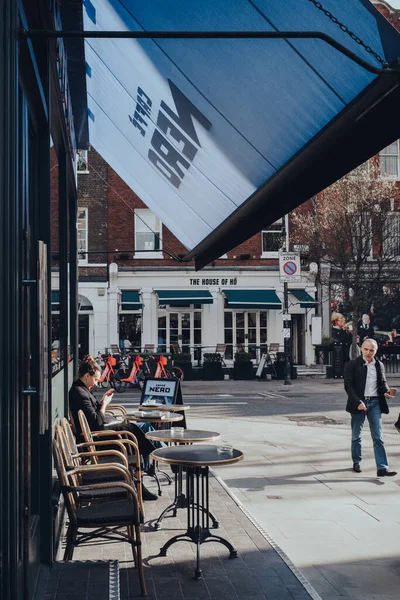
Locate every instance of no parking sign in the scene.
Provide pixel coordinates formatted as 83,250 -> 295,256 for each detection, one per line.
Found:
279,252 -> 301,282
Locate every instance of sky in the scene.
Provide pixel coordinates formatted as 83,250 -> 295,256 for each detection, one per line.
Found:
384,0 -> 400,8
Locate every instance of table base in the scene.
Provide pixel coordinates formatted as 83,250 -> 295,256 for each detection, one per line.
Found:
154,466 -> 218,530
158,465 -> 237,579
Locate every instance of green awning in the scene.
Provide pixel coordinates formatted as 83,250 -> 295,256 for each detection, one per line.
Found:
51,290 -> 60,311
156,290 -> 213,306
223,289 -> 281,310
290,289 -> 318,309
120,290 -> 142,311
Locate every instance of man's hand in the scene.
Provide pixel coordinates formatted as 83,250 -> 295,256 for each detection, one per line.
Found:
384,392 -> 392,399
357,402 -> 367,411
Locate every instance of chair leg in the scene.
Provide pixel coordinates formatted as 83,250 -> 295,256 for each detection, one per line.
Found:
135,476 -> 145,516
63,525 -> 76,561
128,525 -> 138,568
134,525 -> 147,597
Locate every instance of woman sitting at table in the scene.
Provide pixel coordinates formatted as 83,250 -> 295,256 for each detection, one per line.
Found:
69,354 -> 159,500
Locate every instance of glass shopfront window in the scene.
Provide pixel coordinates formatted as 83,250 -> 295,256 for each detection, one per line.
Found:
119,314 -> 142,352
157,308 -> 202,357
224,311 -> 268,360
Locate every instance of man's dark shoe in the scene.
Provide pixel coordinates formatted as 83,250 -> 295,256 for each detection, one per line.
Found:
394,418 -> 400,434
377,468 -> 397,477
353,462 -> 361,473
142,485 -> 158,501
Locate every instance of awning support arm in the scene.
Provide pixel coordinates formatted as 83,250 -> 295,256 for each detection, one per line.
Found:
19,29 -> 400,75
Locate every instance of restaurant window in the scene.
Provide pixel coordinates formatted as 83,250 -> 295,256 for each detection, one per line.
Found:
157,309 -> 202,359
379,141 -> 399,180
134,208 -> 163,258
224,311 -> 268,360
77,208 -> 88,264
119,314 -> 142,352
261,219 -> 283,257
77,149 -> 89,173
383,213 -> 400,257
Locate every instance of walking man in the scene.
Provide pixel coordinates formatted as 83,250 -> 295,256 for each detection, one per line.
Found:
344,338 -> 397,477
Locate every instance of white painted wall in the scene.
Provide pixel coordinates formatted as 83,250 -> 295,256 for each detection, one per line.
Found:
77,266 -> 316,364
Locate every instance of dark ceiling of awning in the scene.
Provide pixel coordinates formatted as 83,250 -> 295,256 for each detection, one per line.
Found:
82,0 -> 400,269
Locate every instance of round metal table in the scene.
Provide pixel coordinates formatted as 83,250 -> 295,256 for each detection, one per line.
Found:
152,445 -> 243,579
123,412 -> 184,424
145,430 -> 221,530
121,413 -> 184,495
134,404 -> 190,412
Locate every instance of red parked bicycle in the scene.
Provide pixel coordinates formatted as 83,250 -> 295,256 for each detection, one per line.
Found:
113,355 -> 147,393
96,353 -> 118,389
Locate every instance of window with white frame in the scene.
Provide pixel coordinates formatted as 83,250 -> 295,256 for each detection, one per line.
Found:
261,219 -> 283,257
383,213 -> 400,257
134,209 -> 163,258
77,208 -> 88,263
379,141 -> 399,179
77,149 -> 89,174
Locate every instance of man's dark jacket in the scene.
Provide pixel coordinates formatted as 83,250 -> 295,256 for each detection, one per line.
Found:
344,356 -> 390,415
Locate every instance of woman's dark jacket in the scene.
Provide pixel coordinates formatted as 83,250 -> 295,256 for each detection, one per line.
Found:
68,379 -> 155,456
344,356 -> 390,415
69,379 -> 106,441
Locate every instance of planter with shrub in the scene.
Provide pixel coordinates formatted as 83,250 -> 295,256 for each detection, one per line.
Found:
202,353 -> 223,380
233,351 -> 254,380
173,353 -> 193,381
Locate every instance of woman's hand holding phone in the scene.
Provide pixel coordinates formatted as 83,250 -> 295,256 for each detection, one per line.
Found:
101,389 -> 114,407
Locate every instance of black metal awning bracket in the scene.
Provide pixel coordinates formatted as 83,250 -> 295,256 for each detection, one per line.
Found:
18,29 -> 400,76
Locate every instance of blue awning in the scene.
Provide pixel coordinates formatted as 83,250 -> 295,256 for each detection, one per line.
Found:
156,290 -> 213,306
83,1 -> 400,268
290,289 -> 318,309
120,290 -> 142,310
223,289 -> 281,310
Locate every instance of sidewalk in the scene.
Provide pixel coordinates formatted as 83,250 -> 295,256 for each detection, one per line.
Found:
47,470 -> 313,600
46,377 -> 400,599
184,378 -> 400,600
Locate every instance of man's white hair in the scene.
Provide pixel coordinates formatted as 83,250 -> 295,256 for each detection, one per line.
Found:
361,338 -> 378,351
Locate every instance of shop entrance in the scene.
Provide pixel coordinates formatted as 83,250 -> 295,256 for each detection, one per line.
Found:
78,315 -> 89,360
291,314 -> 305,364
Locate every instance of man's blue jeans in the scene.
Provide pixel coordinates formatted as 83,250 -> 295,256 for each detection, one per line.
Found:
351,398 -> 388,470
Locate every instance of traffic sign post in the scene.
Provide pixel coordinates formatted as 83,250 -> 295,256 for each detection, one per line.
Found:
279,252 -> 301,283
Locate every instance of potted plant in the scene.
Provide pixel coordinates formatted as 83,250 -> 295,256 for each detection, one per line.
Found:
202,352 -> 223,381
173,352 -> 193,380
233,351 -> 254,380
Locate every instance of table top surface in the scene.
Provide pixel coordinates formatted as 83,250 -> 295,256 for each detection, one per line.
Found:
151,444 -> 243,466
145,429 -> 220,443
124,412 -> 184,423
126,404 -> 189,413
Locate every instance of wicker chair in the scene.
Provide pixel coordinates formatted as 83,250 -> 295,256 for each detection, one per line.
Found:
52,441 -> 147,597
77,411 -> 144,513
56,424 -> 133,503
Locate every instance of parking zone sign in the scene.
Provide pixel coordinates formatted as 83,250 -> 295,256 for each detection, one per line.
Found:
279,252 -> 301,282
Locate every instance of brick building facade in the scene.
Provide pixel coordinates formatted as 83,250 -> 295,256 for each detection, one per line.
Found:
70,147 -> 317,366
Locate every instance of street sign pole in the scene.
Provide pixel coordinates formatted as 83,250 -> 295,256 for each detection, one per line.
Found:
283,282 -> 292,385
